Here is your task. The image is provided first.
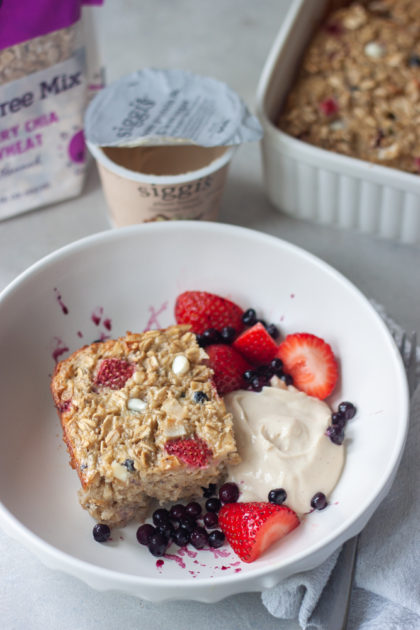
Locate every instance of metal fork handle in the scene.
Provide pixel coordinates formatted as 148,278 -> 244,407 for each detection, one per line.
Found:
314,535 -> 359,630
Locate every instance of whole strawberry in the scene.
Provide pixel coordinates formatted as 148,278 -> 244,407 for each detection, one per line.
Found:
219,501 -> 300,563
174,291 -> 244,335
205,344 -> 251,396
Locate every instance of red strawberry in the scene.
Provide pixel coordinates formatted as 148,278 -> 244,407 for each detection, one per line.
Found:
174,291 -> 244,335
205,344 -> 251,396
94,358 -> 135,390
165,437 -> 212,468
275,333 -> 338,399
219,502 -> 300,563
233,322 -> 278,364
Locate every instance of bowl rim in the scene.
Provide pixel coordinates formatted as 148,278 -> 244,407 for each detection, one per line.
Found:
0,221 -> 410,595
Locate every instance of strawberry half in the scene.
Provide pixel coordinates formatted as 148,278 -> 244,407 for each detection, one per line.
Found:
165,437 -> 212,468
219,502 -> 300,563
275,333 -> 338,399
174,291 -> 244,335
94,358 -> 135,390
233,322 -> 278,364
205,344 -> 251,396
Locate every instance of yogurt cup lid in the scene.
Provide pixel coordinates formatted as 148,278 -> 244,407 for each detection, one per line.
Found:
84,68 -> 263,148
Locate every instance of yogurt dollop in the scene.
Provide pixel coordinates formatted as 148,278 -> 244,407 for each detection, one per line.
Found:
224,380 -> 345,515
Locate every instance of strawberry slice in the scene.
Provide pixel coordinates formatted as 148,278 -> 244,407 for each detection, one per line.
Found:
233,322 -> 278,364
205,344 -> 251,396
219,502 -> 300,563
276,333 -> 338,399
165,437 -> 212,468
94,358 -> 135,390
174,291 -> 244,335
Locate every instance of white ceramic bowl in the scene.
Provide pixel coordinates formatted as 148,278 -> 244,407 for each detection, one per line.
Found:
0,221 -> 409,602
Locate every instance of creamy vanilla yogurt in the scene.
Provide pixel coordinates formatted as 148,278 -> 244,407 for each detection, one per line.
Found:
224,379 -> 345,515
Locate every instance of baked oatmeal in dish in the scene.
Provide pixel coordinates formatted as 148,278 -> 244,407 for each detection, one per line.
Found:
277,0 -> 420,174
51,325 -> 240,527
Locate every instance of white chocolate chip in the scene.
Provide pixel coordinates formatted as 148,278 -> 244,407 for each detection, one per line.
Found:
127,397 -> 147,412
329,119 -> 345,131
364,41 -> 385,59
111,461 -> 129,482
172,354 -> 190,376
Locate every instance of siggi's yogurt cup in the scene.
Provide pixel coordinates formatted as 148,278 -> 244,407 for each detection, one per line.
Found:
87,142 -> 236,226
85,68 -> 262,226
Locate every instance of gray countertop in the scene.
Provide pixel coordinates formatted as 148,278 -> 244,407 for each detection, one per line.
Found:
1,2 -> 419,629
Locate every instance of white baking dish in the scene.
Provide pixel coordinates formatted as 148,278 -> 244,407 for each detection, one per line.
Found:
256,0 -> 420,245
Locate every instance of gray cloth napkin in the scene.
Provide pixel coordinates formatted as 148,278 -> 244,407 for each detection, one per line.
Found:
261,307 -> 420,629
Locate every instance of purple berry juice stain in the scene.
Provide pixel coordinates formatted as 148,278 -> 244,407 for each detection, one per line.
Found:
206,547 -> 230,559
58,399 -> 71,413
52,337 -> 69,363
143,301 -> 168,331
156,559 -> 164,568
54,288 -> 69,314
164,553 -> 186,569
178,547 -> 197,559
103,318 -> 112,331
91,306 -> 103,326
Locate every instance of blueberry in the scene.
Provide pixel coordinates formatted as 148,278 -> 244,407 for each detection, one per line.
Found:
255,364 -> 270,376
338,401 -> 356,420
408,54 -> 420,67
172,527 -> 190,547
203,328 -> 222,345
157,522 -> 175,542
190,527 -> 209,549
220,326 -> 236,344
331,412 -> 346,429
179,514 -> 196,533
311,492 -> 328,511
280,373 -> 293,386
136,523 -> 155,545
205,497 -> 222,513
243,369 -> 256,382
250,375 -> 264,392
201,483 -> 217,498
270,358 -> 283,375
326,424 -> 345,445
185,501 -> 202,519
123,458 -> 135,472
196,333 -> 207,347
219,482 -> 239,504
170,503 -> 186,521
193,390 -> 209,404
203,511 -> 219,528
208,530 -> 225,549
268,488 -> 287,505
148,532 -> 168,556
152,508 -> 171,527
266,324 -> 280,339
242,308 -> 257,326
93,523 -> 111,543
